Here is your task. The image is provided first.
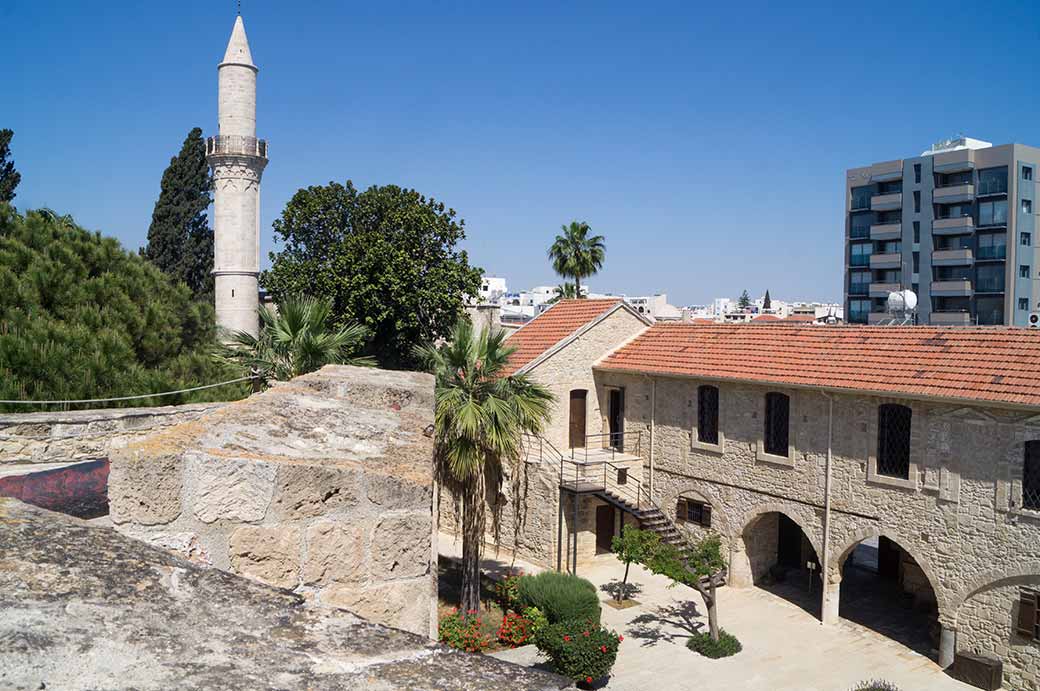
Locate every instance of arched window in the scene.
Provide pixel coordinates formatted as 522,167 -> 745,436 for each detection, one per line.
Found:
697,385 -> 719,444
763,392 -> 789,456
877,404 -> 912,479
1024,441 -> 1040,511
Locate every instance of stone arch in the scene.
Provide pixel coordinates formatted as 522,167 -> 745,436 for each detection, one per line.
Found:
736,501 -> 823,559
950,561 -> 1040,621
729,501 -> 823,590
832,526 -> 951,625
662,483 -> 732,538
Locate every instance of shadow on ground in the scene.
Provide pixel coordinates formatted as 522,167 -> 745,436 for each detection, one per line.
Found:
626,599 -> 704,646
600,579 -> 644,602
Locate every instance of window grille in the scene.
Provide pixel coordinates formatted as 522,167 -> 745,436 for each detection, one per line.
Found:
1024,441 -> 1040,511
676,497 -> 712,528
1018,589 -> 1039,641
764,392 -> 790,457
877,404 -> 912,479
697,385 -> 719,444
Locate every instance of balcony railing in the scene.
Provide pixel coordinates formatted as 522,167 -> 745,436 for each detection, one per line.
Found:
850,226 -> 871,239
976,246 -> 1007,260
849,284 -> 870,296
850,255 -> 870,267
206,135 -> 269,158
977,180 -> 1008,196
976,278 -> 1005,293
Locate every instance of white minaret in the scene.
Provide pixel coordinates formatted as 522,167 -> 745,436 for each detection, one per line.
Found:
207,15 -> 267,337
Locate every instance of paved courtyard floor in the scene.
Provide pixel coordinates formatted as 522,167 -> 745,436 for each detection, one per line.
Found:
491,556 -> 975,691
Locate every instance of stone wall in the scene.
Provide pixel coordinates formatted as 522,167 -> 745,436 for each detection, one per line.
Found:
0,403 -> 226,465
108,365 -> 438,638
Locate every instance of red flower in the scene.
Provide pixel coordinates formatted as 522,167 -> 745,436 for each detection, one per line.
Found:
618,635 -> 624,641
583,630 -> 590,637
600,645 -> 607,653
563,635 -> 571,641
586,677 -> 593,683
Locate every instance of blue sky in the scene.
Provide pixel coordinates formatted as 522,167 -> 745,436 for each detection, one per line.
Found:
5,1 -> 1039,305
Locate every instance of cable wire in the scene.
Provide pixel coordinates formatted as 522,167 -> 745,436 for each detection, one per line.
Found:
0,375 -> 258,406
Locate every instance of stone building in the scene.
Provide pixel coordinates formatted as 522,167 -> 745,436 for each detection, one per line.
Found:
441,302 -> 1040,690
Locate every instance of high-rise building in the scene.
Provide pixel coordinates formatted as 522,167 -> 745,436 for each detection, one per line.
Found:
845,137 -> 1040,326
207,15 -> 268,337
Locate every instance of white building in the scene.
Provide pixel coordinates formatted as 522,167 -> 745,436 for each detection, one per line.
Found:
477,276 -> 507,304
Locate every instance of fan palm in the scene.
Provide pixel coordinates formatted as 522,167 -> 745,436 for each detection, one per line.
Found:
217,295 -> 373,385
547,221 -> 606,297
548,282 -> 578,304
416,319 -> 554,617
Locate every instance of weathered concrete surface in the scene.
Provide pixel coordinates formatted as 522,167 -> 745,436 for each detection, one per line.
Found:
0,498 -> 568,691
108,365 -> 439,637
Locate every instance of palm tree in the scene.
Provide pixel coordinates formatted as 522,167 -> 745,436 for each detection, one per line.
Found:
217,295 -> 374,385
416,320 -> 554,617
547,221 -> 606,297
547,282 -> 578,304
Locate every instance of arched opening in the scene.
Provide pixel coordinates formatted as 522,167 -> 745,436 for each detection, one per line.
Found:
741,511 -> 821,617
837,534 -> 940,659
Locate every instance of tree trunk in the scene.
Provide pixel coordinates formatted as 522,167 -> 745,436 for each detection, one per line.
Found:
460,472 -> 486,619
619,561 -> 631,602
693,578 -> 720,641
575,276 -> 581,298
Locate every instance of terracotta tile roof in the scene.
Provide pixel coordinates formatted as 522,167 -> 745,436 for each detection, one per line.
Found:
597,323 -> 1040,408
783,314 -> 818,322
750,314 -> 781,322
503,299 -> 623,375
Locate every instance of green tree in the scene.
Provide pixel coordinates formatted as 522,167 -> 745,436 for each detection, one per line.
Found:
263,181 -> 483,369
737,290 -> 752,310
416,320 -> 554,617
646,535 -> 727,641
0,129 -> 21,203
142,128 -> 214,299
0,206 -> 245,411
610,527 -> 660,602
547,221 -> 605,297
217,296 -> 373,386
547,282 -> 578,304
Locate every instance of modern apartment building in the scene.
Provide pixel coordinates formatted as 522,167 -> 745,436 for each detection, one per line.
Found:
845,137 -> 1040,326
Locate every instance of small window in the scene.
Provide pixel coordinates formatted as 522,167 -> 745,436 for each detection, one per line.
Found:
1024,232 -> 1033,247
1024,166 -> 1034,182
697,385 -> 720,445
1020,298 -> 1030,311
676,497 -> 712,528
1022,265 -> 1031,279
764,392 -> 790,457
877,404 -> 912,479
1024,199 -> 1033,215
913,221 -> 920,244
914,163 -> 921,184
912,252 -> 920,273
1018,588 -> 1039,641
1025,441 -> 1040,511
913,190 -> 921,214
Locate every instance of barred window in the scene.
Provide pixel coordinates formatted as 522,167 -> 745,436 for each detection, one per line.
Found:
697,385 -> 719,445
1018,589 -> 1039,641
676,497 -> 712,528
1024,441 -> 1040,511
877,404 -> 912,479
764,392 -> 789,457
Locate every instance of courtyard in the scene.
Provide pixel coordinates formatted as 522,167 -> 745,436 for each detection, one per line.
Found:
485,554 -> 975,691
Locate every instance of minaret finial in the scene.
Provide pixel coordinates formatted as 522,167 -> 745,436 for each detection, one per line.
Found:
237,0 -> 241,15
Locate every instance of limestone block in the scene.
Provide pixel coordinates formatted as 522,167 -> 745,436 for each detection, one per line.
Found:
366,468 -> 432,509
108,447 -> 185,526
192,455 -> 276,524
228,525 -> 301,588
371,515 -> 430,580
322,579 -> 432,635
271,463 -> 360,519
302,520 -> 367,585
143,532 -> 211,566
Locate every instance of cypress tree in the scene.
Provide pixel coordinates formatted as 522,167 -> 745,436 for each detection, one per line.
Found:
142,128 -> 214,298
0,129 -> 21,203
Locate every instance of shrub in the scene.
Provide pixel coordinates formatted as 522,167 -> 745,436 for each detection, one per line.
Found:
686,629 -> 742,659
524,606 -> 549,640
517,571 -> 601,626
493,573 -> 523,614
497,612 -> 534,648
438,610 -> 491,653
535,619 -> 621,685
850,682 -> 900,691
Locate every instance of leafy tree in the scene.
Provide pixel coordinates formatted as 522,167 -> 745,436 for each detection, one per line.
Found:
610,528 -> 660,602
0,206 -> 245,411
548,282 -> 578,304
142,128 -> 214,299
547,221 -> 605,297
416,320 -> 554,617
216,295 -> 373,386
0,129 -> 21,203
737,290 -> 752,310
646,535 -> 727,642
263,181 -> 483,369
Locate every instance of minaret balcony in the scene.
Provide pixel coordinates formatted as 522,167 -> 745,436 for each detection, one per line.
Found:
206,135 -> 268,159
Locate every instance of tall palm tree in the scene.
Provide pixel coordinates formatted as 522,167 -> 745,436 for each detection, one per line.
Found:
217,295 -> 374,385
547,282 -> 578,304
416,320 -> 554,617
547,221 -> 606,297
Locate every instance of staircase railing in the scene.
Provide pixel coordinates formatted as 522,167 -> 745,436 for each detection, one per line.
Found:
525,433 -> 646,510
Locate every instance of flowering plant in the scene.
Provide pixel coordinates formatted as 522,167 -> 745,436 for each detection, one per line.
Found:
496,612 -> 534,647
493,572 -> 524,613
439,609 -> 491,653
534,619 -> 621,685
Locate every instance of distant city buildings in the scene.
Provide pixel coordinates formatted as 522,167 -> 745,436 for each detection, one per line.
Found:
845,136 -> 1040,326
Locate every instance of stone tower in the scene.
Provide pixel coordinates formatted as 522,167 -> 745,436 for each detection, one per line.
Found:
207,15 -> 267,337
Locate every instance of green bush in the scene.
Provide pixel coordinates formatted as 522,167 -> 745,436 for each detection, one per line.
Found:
535,619 -> 621,685
517,571 -> 601,626
438,609 -> 491,653
493,573 -> 523,614
524,606 -> 549,641
685,629 -> 742,659
850,682 -> 900,691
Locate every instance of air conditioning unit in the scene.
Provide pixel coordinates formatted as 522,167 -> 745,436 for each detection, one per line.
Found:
1030,312 -> 1040,328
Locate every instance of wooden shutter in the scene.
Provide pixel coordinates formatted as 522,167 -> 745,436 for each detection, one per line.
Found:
1018,590 -> 1038,638
701,504 -> 712,528
676,498 -> 687,522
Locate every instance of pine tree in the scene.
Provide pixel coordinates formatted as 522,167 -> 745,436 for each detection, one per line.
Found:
738,290 -> 752,310
142,128 -> 214,299
0,129 -> 21,203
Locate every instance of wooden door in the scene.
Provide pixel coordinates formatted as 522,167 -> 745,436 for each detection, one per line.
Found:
608,388 -> 625,450
569,390 -> 587,449
596,504 -> 616,553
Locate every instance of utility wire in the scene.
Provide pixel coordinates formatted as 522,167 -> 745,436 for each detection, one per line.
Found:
0,375 -> 258,406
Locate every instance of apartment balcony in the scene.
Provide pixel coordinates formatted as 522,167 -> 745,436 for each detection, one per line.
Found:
869,160 -> 903,182
931,150 -> 975,174
930,311 -> 973,326
869,252 -> 902,269
976,247 -> 1007,262
869,282 -> 901,297
933,183 -> 975,204
869,222 -> 902,241
932,216 -> 974,235
932,248 -> 974,266
871,193 -> 902,211
931,280 -> 974,297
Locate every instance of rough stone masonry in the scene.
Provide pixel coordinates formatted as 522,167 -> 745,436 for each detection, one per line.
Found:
108,365 -> 439,637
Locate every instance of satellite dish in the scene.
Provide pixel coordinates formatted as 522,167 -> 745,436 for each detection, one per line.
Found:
887,290 -> 918,313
